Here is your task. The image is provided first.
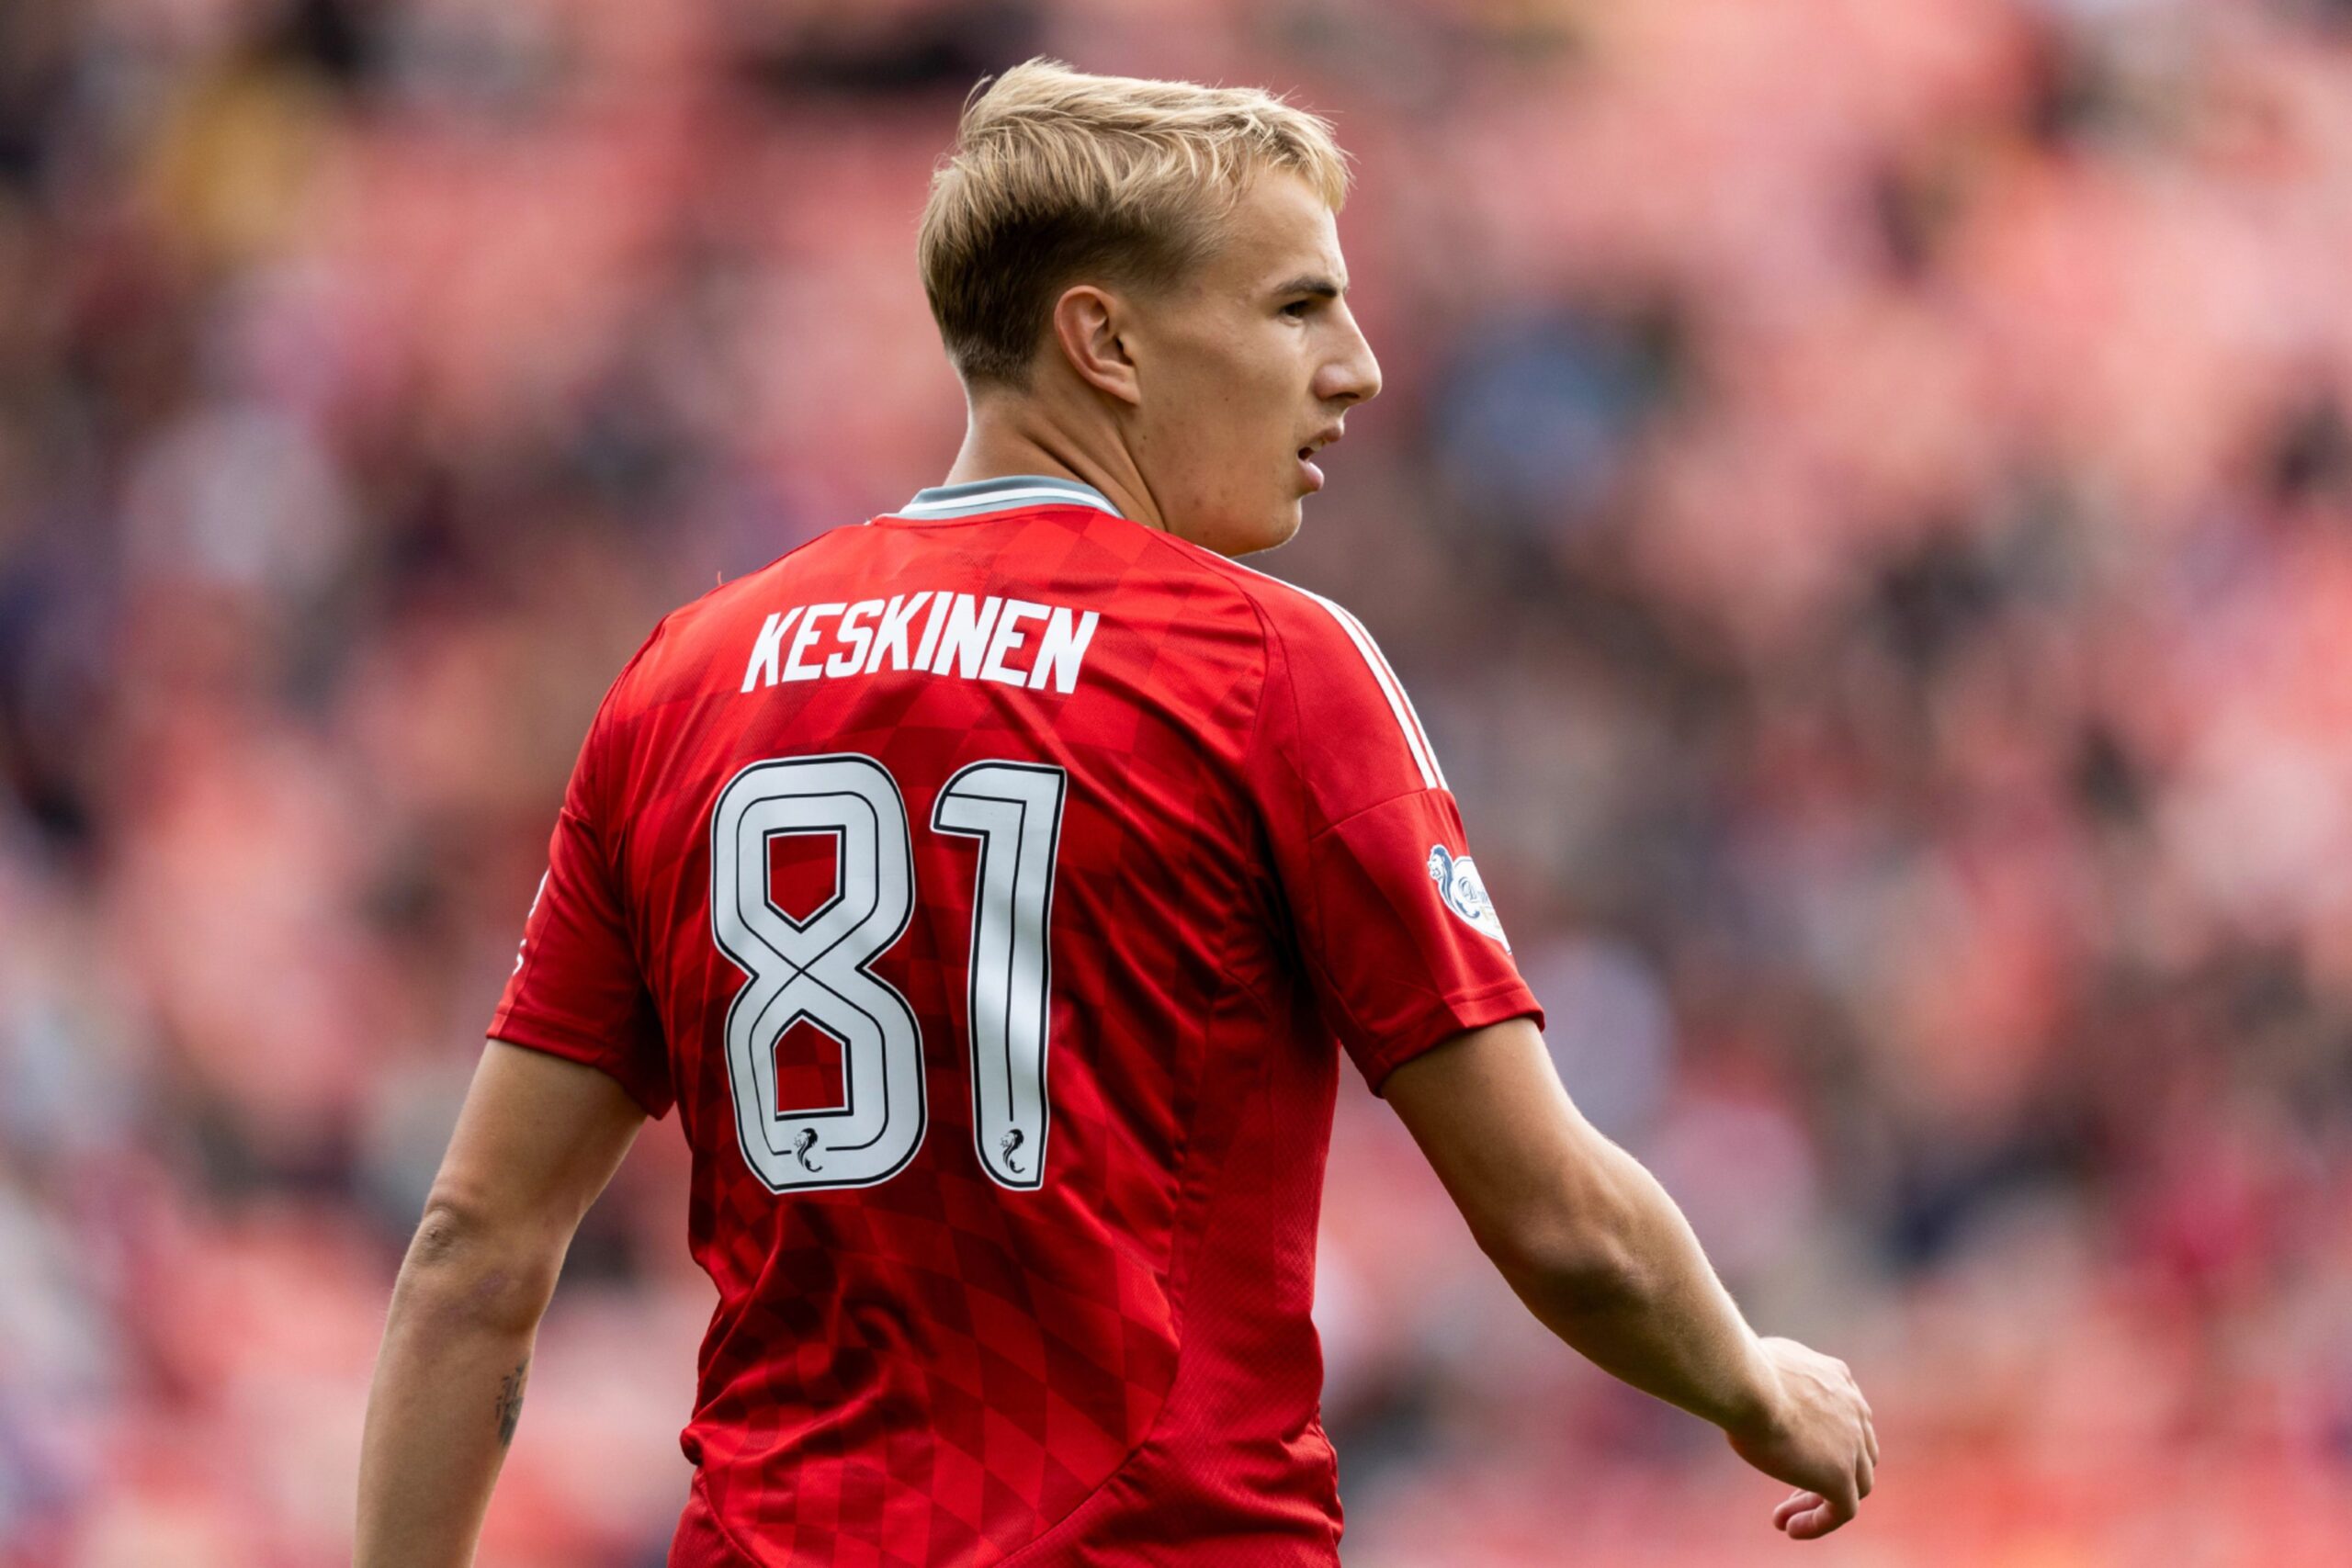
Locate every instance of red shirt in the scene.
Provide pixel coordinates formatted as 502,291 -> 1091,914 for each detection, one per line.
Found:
491,475 -> 1541,1566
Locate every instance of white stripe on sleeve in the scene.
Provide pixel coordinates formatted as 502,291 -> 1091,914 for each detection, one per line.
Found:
1216,556 -> 1451,792
1318,597 -> 1449,790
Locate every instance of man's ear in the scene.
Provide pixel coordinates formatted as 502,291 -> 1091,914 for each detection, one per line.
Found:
1050,284 -> 1142,405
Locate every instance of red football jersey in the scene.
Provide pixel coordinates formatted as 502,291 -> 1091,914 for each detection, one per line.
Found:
490,475 -> 1542,1566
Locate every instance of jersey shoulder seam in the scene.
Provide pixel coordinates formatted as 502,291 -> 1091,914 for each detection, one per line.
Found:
1307,783 -> 1443,843
1133,527 -> 1346,635
1124,527 -> 1292,763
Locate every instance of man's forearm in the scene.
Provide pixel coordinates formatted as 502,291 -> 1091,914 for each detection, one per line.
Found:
1489,1133 -> 1777,1435
356,1214 -> 556,1568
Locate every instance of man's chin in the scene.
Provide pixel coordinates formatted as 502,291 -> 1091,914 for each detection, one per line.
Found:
1173,502 -> 1303,558
1221,503 -> 1305,558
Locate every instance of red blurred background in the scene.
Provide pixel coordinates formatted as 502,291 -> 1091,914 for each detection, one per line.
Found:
4,1 -> 2351,1563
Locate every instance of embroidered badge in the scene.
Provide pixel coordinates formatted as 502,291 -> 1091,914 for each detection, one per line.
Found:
1429,845 -> 1511,951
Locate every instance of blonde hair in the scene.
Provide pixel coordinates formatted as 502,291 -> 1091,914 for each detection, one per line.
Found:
918,59 -> 1353,389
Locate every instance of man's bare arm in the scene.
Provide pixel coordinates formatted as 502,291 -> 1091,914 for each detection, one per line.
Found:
356,1041 -> 647,1568
1384,1017 -> 1877,1540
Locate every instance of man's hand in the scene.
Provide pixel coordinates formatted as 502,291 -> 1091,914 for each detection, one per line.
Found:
1385,1023 -> 1881,1539
1724,1337 -> 1877,1540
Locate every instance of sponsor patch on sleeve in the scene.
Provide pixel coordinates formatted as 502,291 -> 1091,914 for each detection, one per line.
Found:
1428,845 -> 1510,951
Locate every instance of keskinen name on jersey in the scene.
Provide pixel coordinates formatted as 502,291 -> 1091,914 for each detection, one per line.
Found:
741,592 -> 1102,695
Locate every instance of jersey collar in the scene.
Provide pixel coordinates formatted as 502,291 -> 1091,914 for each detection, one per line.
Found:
892,474 -> 1124,521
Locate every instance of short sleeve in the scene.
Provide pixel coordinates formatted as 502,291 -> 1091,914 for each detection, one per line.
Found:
1247,588 -> 1543,1093
486,661 -> 673,1120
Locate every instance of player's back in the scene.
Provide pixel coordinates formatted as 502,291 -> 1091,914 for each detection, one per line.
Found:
492,476 -> 1538,1566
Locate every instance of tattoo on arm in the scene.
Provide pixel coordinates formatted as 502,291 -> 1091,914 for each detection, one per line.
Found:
495,1359 -> 529,1448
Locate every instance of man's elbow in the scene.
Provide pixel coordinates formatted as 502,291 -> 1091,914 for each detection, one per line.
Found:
1472,1173 -> 1652,1310
395,1195 -> 564,1337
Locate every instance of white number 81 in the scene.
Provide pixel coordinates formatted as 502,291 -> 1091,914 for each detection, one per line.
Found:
709,753 -> 1066,1194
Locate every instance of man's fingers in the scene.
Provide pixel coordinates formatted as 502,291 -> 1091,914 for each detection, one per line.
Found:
1863,1413 -> 1879,1466
1785,1488 -> 1858,1540
1772,1483 -> 1860,1540
1786,1504 -> 1850,1540
1781,1502 -> 1838,1540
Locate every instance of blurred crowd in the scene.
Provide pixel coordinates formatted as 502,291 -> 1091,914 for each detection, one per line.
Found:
5,0 -> 2352,1563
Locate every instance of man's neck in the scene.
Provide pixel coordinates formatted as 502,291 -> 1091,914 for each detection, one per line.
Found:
943,407 -> 1162,531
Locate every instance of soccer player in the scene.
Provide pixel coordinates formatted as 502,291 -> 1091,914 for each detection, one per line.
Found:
357,60 -> 1874,1567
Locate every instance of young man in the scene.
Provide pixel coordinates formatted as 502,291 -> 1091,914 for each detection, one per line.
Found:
358,60 -> 1874,1567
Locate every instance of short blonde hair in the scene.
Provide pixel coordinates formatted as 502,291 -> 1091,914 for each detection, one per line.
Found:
918,59 -> 1353,389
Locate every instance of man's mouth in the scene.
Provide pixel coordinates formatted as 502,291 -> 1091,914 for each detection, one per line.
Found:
1298,427 -> 1341,492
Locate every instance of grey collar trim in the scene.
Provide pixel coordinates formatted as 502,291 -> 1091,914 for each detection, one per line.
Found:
893,474 -> 1123,521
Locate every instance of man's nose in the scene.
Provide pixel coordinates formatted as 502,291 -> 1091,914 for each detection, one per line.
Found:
1320,316 -> 1382,408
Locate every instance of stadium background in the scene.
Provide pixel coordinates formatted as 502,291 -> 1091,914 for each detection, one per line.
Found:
5,1 -> 2352,1563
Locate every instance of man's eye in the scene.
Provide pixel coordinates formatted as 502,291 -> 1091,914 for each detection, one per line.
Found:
1282,299 -> 1313,318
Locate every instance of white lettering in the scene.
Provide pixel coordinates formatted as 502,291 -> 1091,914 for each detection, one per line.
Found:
741,608 -> 801,692
1028,608 -> 1100,694
784,603 -> 843,682
911,593 -> 951,670
829,599 -> 884,676
740,594 -> 1099,695
981,600 -> 1048,686
931,593 -> 1004,680
864,592 -> 931,673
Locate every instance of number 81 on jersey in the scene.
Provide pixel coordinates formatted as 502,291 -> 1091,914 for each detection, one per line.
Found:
709,753 -> 1066,1193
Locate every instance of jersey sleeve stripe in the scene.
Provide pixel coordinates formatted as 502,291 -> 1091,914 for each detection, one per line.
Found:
1315,594 -> 1448,790
1182,546 -> 1452,793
